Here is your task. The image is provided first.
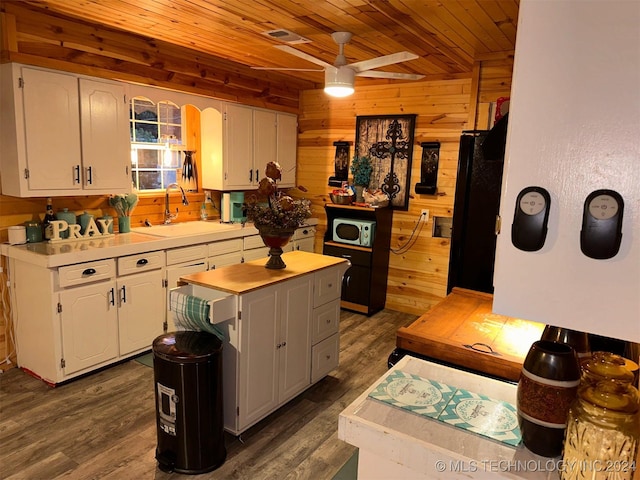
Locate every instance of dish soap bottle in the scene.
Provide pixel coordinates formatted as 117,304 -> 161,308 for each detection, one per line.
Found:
43,197 -> 56,240
200,202 -> 208,221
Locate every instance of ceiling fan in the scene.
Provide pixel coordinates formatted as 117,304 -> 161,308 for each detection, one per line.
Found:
253,32 -> 425,97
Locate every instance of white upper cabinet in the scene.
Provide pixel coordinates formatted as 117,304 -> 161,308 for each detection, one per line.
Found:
0,64 -> 131,197
201,102 -> 297,191
492,0 -> 640,343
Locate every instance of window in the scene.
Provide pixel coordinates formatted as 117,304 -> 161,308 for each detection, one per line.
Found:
130,98 -> 183,191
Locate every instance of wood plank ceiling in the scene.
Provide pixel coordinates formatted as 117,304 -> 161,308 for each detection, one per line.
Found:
16,0 -> 519,89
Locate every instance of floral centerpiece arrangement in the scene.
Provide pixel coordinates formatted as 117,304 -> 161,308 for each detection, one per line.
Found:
244,161 -> 312,268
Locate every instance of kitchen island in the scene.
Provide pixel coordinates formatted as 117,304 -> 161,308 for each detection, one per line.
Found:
339,355 -> 556,480
178,251 -> 350,435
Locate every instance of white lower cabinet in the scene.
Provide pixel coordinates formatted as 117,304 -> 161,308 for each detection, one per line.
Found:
12,252 -> 164,385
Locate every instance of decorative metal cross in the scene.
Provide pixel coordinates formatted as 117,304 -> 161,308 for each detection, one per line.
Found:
368,119 -> 412,200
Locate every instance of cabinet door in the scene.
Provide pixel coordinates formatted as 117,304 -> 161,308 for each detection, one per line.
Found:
79,78 -> 131,192
254,109 -> 277,181
59,281 -> 118,375
21,67 -> 82,192
223,103 -> 254,189
342,264 -> 371,306
278,275 -> 312,403
238,286 -> 279,430
118,269 -> 164,355
277,113 -> 297,187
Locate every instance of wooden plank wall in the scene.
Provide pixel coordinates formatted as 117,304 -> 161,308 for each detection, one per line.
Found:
0,4 -> 513,369
299,55 -> 513,316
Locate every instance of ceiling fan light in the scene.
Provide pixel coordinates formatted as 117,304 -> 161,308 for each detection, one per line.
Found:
324,68 -> 355,97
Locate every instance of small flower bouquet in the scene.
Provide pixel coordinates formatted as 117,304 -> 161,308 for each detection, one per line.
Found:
350,155 -> 372,186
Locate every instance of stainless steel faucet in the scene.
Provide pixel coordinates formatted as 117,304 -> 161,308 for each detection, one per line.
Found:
164,183 -> 189,224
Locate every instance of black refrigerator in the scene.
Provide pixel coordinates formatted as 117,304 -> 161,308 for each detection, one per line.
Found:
447,122 -> 507,294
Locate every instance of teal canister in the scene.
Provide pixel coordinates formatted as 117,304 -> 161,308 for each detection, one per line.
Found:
77,211 -> 93,235
55,208 -> 76,239
24,221 -> 43,243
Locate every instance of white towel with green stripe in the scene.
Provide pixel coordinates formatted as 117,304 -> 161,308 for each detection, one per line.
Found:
169,290 -> 225,341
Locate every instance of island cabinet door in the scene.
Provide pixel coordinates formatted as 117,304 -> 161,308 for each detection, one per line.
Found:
237,286 -> 280,431
278,274 -> 313,403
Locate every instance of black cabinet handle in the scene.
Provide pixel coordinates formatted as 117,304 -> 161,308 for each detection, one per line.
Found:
136,258 -> 148,266
109,288 -> 115,306
249,170 -> 253,182
120,285 -> 126,304
82,268 -> 96,276
74,165 -> 81,184
86,166 -> 93,185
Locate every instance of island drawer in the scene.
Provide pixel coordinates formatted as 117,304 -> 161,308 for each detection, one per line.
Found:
312,299 -> 340,344
58,259 -> 116,287
118,250 -> 164,276
311,333 -> 339,383
166,244 -> 208,265
208,238 -> 242,257
313,266 -> 343,307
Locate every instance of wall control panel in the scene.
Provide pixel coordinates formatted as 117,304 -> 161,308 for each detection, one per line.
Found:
511,186 -> 551,252
580,189 -> 624,259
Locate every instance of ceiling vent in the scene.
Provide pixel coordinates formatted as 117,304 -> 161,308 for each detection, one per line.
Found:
262,29 -> 311,45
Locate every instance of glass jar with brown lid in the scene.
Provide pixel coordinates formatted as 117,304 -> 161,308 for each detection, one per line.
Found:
561,379 -> 639,480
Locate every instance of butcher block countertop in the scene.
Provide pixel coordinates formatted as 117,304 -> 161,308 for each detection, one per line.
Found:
396,288 -> 545,382
179,251 -> 349,295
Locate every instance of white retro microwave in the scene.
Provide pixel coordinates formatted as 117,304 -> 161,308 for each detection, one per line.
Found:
332,218 -> 376,247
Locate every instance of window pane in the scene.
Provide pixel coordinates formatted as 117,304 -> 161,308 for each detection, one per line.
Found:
138,171 -> 162,190
163,170 -> 178,186
136,149 -> 160,168
167,151 -> 182,168
134,99 -> 158,121
160,124 -> 182,142
159,102 -> 181,124
134,123 -> 158,143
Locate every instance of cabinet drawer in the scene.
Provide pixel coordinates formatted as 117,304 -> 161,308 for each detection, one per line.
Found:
313,266 -> 343,307
208,251 -> 242,269
243,234 -> 266,250
166,244 -> 207,265
118,251 -> 164,276
311,333 -> 339,383
323,244 -> 370,267
294,226 -> 316,240
312,299 -> 340,344
243,247 -> 269,262
208,238 -> 242,257
58,259 -> 116,287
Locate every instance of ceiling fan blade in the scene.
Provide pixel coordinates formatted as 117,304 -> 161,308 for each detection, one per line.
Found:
251,67 -> 324,72
355,70 -> 425,80
348,52 -> 419,73
274,45 -> 332,69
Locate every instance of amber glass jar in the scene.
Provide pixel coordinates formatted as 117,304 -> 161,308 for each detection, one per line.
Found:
582,351 -> 635,386
561,379 -> 639,480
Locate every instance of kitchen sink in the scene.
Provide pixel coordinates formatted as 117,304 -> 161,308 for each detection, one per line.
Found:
131,221 -> 241,238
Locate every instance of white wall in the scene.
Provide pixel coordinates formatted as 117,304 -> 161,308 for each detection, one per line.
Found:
493,0 -> 640,343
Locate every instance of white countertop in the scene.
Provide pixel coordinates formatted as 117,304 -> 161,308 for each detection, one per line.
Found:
339,356 -> 557,480
0,219 -> 318,268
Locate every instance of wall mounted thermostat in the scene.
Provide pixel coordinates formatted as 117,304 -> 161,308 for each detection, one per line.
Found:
511,186 -> 551,251
580,189 -> 624,259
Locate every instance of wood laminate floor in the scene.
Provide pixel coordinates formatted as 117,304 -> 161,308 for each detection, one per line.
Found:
0,308 -> 417,480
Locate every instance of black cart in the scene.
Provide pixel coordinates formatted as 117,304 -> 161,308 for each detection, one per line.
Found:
152,331 -> 226,474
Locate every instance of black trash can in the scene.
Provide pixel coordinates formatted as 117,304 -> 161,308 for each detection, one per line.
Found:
152,331 -> 226,474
